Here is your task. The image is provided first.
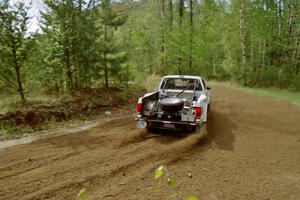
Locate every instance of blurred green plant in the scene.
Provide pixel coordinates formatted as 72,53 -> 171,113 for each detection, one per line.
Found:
0,95 -> 18,114
154,164 -> 198,200
116,91 -> 128,103
0,123 -> 14,135
0,123 -> 34,140
76,189 -> 90,200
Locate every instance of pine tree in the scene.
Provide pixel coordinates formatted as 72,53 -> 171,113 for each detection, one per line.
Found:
99,0 -> 127,88
41,0 -> 99,92
41,0 -> 77,93
0,0 -> 29,102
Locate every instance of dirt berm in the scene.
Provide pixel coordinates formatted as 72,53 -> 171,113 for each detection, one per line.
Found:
0,85 -> 299,200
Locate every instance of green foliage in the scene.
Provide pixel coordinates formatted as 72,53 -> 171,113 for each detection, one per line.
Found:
99,0 -> 127,88
155,164 -> 164,179
1,0 -> 299,107
116,90 -> 127,103
0,94 -> 18,114
40,0 -> 101,92
123,0 -> 300,90
138,74 -> 161,92
154,164 -> 198,200
0,122 -> 34,139
71,165 -> 196,200
0,0 -> 29,102
167,176 -> 176,188
186,196 -> 198,200
0,123 -> 14,135
76,189 -> 90,200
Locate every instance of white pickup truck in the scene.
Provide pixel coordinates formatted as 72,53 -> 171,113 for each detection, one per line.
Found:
135,75 -> 211,131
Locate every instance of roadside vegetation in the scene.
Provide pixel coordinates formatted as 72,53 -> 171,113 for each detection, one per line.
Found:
0,85 -> 145,140
209,81 -> 300,105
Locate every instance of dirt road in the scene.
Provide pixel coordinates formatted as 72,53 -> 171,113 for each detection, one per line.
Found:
0,86 -> 299,200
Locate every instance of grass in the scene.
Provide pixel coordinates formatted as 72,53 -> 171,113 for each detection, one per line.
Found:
0,84 -> 145,140
0,93 -> 67,115
0,95 -> 19,114
208,80 -> 300,105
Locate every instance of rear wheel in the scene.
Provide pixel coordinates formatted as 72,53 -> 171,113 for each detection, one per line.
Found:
146,126 -> 154,132
184,125 -> 196,132
146,121 -> 160,132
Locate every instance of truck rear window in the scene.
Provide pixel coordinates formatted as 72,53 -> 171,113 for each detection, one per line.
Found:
160,78 -> 202,91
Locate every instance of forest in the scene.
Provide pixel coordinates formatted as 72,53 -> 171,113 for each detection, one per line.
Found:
0,0 -> 300,103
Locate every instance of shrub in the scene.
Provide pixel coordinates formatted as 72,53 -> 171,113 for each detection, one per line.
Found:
116,91 -> 128,103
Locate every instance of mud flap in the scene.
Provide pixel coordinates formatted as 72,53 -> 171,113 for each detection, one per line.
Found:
137,120 -> 147,128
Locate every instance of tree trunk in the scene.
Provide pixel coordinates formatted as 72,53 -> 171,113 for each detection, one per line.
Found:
179,0 -> 184,26
15,66 -> 25,103
188,0 -> 193,74
11,40 -> 25,103
262,39 -> 266,69
168,0 -> 173,28
278,0 -> 282,39
161,0 -> 166,67
104,24 -> 109,89
178,0 -> 184,74
240,0 -> 247,86
78,0 -> 82,12
287,1 -> 294,45
64,38 -> 74,93
293,30 -> 300,74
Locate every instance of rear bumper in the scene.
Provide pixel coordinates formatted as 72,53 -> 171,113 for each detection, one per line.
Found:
135,117 -> 202,128
148,119 -> 198,126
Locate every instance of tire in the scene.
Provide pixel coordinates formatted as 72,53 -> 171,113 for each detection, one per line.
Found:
146,121 -> 160,132
159,97 -> 184,112
146,126 -> 154,132
184,125 -> 196,132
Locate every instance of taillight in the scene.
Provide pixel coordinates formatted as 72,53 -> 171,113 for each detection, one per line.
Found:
195,107 -> 202,118
137,103 -> 142,113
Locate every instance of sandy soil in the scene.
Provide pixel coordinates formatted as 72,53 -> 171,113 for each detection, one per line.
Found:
0,85 -> 299,200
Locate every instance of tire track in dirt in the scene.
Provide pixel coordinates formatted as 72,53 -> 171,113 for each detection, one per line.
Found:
0,85 -> 300,200
24,127 -> 206,199
0,115 -> 206,200
0,117 -> 134,179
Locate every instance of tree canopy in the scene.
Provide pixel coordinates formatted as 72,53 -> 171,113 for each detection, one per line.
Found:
0,0 -> 300,101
